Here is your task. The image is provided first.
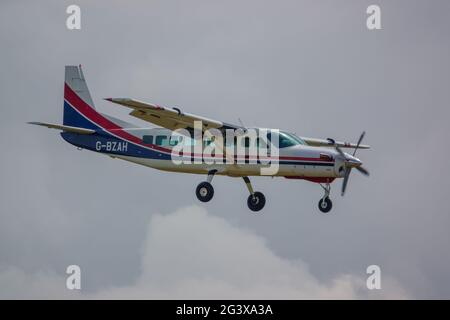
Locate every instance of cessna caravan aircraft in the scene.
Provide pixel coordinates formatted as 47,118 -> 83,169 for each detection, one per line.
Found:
30,66 -> 370,213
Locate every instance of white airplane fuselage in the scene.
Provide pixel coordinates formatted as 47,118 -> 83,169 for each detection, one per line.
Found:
61,126 -> 352,183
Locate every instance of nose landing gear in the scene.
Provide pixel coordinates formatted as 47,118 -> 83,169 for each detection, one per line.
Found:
318,183 -> 333,213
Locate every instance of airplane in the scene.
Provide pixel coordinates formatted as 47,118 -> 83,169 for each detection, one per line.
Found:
29,65 -> 370,213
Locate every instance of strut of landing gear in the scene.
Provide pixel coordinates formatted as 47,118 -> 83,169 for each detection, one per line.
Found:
195,170 -> 216,202
243,177 -> 266,212
318,182 -> 333,213
195,173 -> 266,212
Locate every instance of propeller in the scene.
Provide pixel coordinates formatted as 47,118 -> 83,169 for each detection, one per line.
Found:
353,131 -> 365,156
335,131 -> 370,196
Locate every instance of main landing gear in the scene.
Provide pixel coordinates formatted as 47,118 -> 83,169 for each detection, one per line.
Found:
195,170 -> 216,202
318,182 -> 333,213
195,171 -> 266,212
243,177 -> 265,212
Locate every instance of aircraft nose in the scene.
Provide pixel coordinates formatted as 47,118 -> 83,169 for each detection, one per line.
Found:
343,153 -> 362,167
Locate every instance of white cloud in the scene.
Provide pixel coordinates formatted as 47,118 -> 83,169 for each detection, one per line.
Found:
91,206 -> 408,299
0,206 -> 409,299
0,266 -> 81,299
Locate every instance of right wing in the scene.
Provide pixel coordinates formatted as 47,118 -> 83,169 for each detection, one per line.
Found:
105,98 -> 242,133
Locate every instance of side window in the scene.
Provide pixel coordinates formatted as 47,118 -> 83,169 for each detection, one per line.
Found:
184,136 -> 194,146
256,137 -> 268,149
179,135 -> 198,146
241,137 -> 250,148
169,136 -> 182,146
203,138 -> 213,147
142,135 -> 153,144
224,137 -> 234,147
155,135 -> 168,146
266,131 -> 276,149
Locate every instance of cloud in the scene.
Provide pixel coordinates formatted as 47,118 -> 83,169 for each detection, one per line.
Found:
91,206 -> 408,299
0,206 -> 408,299
0,266 -> 81,299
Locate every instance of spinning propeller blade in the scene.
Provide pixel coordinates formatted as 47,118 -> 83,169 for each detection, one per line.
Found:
353,131 -> 366,156
355,165 -> 369,176
335,146 -> 346,158
337,131 -> 370,196
341,168 -> 351,196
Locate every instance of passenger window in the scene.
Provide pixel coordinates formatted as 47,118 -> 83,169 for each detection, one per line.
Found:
155,135 -> 168,146
184,137 -> 195,146
241,137 -> 250,148
256,138 -> 268,148
204,138 -> 213,146
169,136 -> 182,146
142,135 -> 154,144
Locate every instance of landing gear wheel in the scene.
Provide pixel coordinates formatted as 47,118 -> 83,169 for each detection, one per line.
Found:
318,197 -> 332,213
196,182 -> 214,202
247,192 -> 266,212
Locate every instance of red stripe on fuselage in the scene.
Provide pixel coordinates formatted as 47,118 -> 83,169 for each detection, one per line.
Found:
64,83 -> 172,154
64,82 -> 334,163
284,177 -> 336,183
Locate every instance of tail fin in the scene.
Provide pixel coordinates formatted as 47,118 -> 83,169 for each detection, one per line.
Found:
63,65 -> 97,128
30,65 -> 133,134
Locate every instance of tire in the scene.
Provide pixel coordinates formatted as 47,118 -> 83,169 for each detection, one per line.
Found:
196,182 -> 214,202
247,192 -> 266,212
318,197 -> 332,213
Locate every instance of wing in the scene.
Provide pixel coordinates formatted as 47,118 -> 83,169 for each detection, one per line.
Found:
300,137 -> 370,149
28,122 -> 95,135
105,98 -> 241,132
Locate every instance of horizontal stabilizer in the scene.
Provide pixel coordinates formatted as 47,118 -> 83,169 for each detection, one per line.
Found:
28,122 -> 95,135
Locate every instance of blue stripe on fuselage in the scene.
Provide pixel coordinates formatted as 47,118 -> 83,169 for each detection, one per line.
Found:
60,131 -> 334,167
60,131 -> 172,160
61,101 -> 334,166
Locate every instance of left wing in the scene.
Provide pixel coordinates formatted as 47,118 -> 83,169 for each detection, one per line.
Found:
105,98 -> 241,132
28,122 -> 96,135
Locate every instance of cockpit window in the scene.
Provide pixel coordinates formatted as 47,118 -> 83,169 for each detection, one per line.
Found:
267,131 -> 306,148
284,132 -> 306,146
169,136 -> 182,146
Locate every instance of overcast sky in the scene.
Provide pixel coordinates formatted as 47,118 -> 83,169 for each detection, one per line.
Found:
1,0 -> 449,299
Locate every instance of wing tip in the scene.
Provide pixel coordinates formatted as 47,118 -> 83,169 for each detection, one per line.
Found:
27,121 -> 46,126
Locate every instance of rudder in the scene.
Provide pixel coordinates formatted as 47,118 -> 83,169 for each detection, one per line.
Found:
63,65 -> 97,129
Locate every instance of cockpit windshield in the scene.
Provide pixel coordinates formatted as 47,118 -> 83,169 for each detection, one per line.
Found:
267,131 -> 306,148
283,132 -> 306,146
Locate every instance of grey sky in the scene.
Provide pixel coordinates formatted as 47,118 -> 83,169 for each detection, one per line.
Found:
1,0 -> 449,298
